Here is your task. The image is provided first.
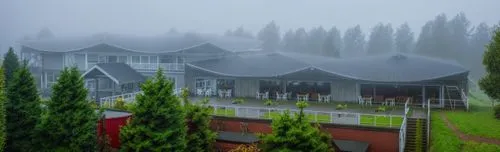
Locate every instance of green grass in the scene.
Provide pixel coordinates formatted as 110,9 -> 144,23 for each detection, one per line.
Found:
209,107 -> 236,116
430,112 -> 462,152
445,107 -> 500,140
461,141 -> 500,152
359,115 -> 403,127
261,111 -> 331,123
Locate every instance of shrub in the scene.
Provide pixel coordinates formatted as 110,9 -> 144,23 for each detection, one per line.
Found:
376,106 -> 386,112
494,104 -> 500,119
336,104 -> 347,110
233,98 -> 245,104
113,97 -> 126,110
264,99 -> 274,106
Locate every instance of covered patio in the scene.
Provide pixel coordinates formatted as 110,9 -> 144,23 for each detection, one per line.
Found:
184,52 -> 469,109
82,63 -> 145,103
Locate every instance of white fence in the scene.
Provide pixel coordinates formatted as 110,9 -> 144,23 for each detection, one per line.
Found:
129,63 -> 184,71
99,88 -> 182,107
210,104 -> 404,127
399,99 -> 411,152
461,89 -> 469,111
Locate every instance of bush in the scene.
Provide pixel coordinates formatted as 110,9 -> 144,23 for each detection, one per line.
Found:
113,97 -> 126,110
494,104 -> 500,119
264,99 -> 274,106
336,104 -> 347,110
232,98 -> 245,104
376,106 -> 386,112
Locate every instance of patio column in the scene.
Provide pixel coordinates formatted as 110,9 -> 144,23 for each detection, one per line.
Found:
440,85 -> 445,107
282,79 -> 287,93
373,85 -> 377,98
95,78 -> 99,104
422,86 -> 426,106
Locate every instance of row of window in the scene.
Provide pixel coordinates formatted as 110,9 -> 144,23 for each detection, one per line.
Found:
86,55 -> 185,64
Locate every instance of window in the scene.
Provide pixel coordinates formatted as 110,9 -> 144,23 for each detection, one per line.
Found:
87,54 -> 98,63
118,56 -> 128,63
160,56 -> 175,63
132,56 -> 140,63
150,56 -> 158,63
177,56 -> 185,63
140,56 -> 149,63
98,56 -> 107,63
108,56 -> 118,63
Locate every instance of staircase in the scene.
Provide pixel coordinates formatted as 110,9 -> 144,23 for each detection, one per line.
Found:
404,118 -> 428,152
444,86 -> 467,110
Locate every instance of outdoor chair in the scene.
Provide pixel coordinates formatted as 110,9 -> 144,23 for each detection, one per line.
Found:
282,93 -> 288,101
363,97 -> 373,106
205,89 -> 212,97
225,89 -> 232,98
358,96 -> 365,105
218,89 -> 224,98
262,92 -> 269,100
276,92 -> 283,101
256,92 -> 261,100
197,89 -> 204,96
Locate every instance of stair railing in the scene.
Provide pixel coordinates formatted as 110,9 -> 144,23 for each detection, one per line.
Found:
399,98 -> 411,152
426,98 -> 431,152
460,89 -> 469,111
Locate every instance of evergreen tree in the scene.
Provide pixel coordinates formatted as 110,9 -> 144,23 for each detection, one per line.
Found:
36,27 -> 55,40
260,101 -> 334,152
120,69 -> 187,151
366,23 -> 394,55
323,27 -> 342,58
232,26 -> 254,38
282,29 -> 296,52
0,68 -> 5,152
258,21 -> 281,52
469,22 -> 492,79
448,12 -> 472,65
414,21 -> 433,53
37,67 -> 97,151
181,88 -> 216,152
307,26 -> 327,55
294,28 -> 308,53
5,65 -> 41,152
395,22 -> 414,53
2,48 -> 20,86
479,28 -> 500,107
343,25 -> 366,57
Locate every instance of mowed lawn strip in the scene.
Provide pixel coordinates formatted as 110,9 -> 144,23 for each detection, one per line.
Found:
360,115 -> 403,127
445,109 -> 500,140
430,112 -> 462,152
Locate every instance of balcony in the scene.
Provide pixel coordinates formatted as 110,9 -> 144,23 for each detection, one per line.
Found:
128,63 -> 184,72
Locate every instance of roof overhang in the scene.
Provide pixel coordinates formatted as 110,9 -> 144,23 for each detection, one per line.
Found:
82,65 -> 120,84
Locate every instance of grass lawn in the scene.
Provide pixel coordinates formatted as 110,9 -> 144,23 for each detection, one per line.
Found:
359,115 -> 403,127
261,111 -> 332,123
445,107 -> 500,140
430,112 -> 462,152
461,141 -> 500,152
209,107 -> 236,116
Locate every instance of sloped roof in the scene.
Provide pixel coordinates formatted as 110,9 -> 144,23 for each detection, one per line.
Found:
187,52 -> 469,82
19,33 -> 261,53
82,63 -> 145,84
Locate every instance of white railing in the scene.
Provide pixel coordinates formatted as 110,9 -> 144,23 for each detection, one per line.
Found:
209,104 -> 404,127
100,91 -> 143,107
399,98 -> 411,152
461,89 -> 469,111
99,88 -> 183,107
128,63 -> 184,71
426,98 -> 431,152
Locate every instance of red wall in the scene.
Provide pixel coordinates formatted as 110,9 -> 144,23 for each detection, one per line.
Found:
98,116 -> 131,149
212,117 -> 399,152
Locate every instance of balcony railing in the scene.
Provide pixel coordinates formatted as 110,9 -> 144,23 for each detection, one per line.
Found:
128,63 -> 184,72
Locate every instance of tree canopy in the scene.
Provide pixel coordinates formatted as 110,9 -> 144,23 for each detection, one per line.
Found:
366,23 -> 394,55
182,89 -> 216,152
260,101 -> 334,152
5,65 -> 41,152
2,48 -> 20,87
258,21 -> 281,52
395,22 -> 414,53
343,25 -> 366,58
0,68 -> 5,152
479,28 -> 500,105
120,69 -> 187,151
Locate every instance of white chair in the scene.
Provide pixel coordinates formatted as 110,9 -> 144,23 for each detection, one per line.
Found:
364,97 -> 373,106
262,92 -> 269,100
256,92 -> 261,100
218,89 -> 224,98
325,95 -> 331,103
197,89 -> 204,96
276,92 -> 283,100
358,96 -> 365,105
282,93 -> 288,101
225,89 -> 232,98
205,89 -> 212,97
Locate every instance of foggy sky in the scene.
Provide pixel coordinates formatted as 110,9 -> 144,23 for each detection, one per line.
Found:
1,0 -> 499,50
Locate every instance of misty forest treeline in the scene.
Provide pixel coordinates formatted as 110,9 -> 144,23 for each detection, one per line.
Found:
224,12 -> 499,81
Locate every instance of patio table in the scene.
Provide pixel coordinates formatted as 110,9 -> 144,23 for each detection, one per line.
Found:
384,98 -> 396,106
318,95 -> 331,103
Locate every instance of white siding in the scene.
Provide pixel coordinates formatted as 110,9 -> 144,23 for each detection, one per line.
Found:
234,79 -> 259,97
330,80 -> 358,102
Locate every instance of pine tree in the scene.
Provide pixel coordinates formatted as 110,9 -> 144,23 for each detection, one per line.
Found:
260,101 -> 334,152
5,65 -> 41,151
258,21 -> 281,52
367,23 -> 394,55
0,68 -> 5,152
2,48 -> 20,87
182,88 -> 216,152
479,28 -> 500,108
343,25 -> 366,57
395,23 -> 414,53
120,69 -> 187,151
36,67 -> 97,151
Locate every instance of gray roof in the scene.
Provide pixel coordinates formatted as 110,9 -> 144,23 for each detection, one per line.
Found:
102,110 -> 132,119
187,52 -> 469,82
82,63 -> 145,85
19,33 -> 261,53
216,131 -> 260,143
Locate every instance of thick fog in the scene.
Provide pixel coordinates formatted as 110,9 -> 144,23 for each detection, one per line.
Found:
1,0 -> 499,48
